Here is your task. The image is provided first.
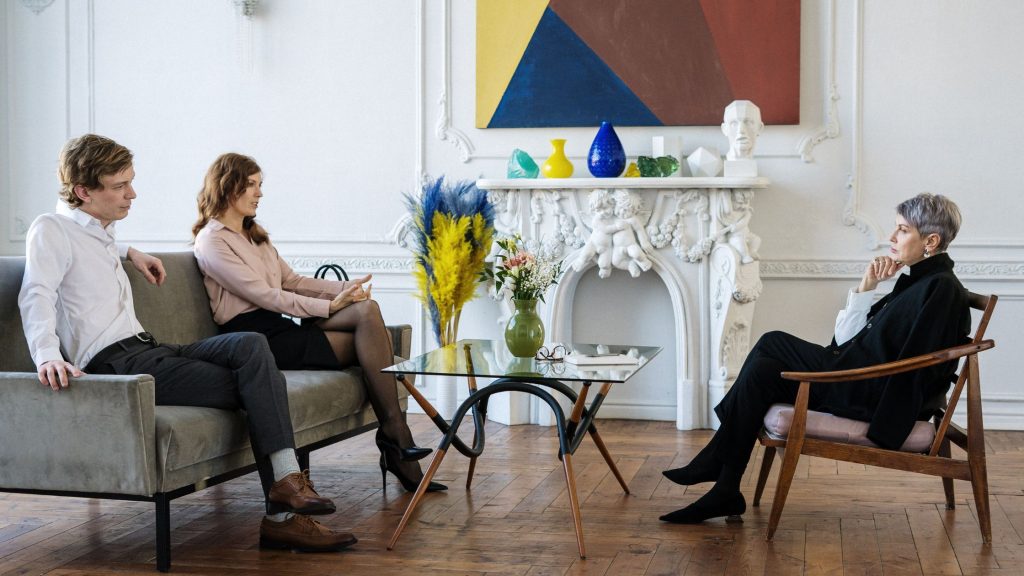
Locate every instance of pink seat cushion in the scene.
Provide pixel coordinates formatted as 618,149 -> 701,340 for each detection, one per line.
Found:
763,403 -> 936,453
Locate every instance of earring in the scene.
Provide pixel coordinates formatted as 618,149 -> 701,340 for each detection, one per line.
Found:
923,249 -> 930,258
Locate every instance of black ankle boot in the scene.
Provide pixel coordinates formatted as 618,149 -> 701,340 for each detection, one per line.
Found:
662,461 -> 721,486
659,490 -> 746,524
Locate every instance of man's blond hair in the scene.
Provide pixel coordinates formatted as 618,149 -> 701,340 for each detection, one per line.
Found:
58,134 -> 133,208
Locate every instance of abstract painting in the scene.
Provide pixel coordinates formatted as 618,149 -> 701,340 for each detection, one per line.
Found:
477,0 -> 800,128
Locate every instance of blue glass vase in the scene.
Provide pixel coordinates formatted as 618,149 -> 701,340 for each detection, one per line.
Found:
587,121 -> 626,178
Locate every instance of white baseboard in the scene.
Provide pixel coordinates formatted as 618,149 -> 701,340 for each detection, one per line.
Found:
953,396 -> 1024,431
410,396 -> 1024,431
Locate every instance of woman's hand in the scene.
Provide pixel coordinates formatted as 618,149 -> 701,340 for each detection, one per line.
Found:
328,274 -> 373,314
858,256 -> 903,293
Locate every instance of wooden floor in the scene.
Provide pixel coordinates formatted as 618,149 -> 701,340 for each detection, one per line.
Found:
2,416 -> 1024,575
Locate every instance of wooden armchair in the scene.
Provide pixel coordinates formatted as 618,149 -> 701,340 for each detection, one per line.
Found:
752,292 -> 997,543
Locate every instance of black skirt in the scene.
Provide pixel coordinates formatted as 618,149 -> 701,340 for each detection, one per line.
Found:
219,309 -> 341,370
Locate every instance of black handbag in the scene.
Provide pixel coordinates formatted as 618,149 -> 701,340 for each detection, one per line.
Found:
313,263 -> 349,282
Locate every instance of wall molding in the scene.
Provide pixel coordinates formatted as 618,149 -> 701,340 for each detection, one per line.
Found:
841,0 -> 883,250
282,255 -> 411,274
796,0 -> 840,163
21,0 -> 55,15
761,259 -> 1024,281
432,0 -> 473,163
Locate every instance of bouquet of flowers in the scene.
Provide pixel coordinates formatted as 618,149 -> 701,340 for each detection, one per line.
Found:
484,234 -> 564,302
405,177 -> 495,347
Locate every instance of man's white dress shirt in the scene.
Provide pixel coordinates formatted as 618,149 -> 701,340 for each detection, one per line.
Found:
19,202 -> 146,369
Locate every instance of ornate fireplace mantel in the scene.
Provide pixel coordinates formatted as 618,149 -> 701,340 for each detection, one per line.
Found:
476,176 -> 770,430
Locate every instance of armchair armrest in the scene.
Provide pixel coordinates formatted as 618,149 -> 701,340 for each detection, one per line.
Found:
0,373 -> 158,496
385,324 -> 412,359
781,340 -> 994,383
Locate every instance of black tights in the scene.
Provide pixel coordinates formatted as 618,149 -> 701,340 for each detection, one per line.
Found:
317,299 -> 415,448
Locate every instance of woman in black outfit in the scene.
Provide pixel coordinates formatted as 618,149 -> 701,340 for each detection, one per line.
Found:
661,193 -> 970,523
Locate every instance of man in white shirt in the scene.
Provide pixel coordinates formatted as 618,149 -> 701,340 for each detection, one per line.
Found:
18,134 -> 356,552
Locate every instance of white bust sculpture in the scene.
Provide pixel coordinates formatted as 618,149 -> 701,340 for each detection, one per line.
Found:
721,100 -> 764,161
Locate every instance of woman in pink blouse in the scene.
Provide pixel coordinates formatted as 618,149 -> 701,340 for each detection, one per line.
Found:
192,153 -> 444,494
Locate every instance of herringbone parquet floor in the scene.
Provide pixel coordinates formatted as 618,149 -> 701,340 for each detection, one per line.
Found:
2,416 -> 1023,575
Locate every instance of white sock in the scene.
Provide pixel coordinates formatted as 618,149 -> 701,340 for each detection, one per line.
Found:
269,449 -> 301,482
265,512 -> 294,523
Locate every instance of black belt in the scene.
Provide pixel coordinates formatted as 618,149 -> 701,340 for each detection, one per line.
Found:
86,332 -> 160,370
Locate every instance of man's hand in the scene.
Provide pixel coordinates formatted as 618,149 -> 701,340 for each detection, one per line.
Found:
857,256 -> 903,293
328,274 -> 373,314
127,247 -> 166,285
37,360 -> 84,391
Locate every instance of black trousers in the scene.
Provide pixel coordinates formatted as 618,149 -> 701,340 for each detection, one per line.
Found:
711,330 -> 833,471
87,332 -> 295,505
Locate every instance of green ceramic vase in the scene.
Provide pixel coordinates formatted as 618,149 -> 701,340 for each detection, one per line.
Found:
504,298 -> 545,358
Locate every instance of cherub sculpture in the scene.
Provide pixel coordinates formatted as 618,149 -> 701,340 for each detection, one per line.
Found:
717,190 -> 760,264
610,190 -> 655,277
573,189 -> 619,278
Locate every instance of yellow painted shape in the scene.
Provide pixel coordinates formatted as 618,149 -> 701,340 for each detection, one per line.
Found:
476,0 -> 550,128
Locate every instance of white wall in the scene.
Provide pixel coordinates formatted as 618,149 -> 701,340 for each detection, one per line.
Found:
3,0 -> 1022,428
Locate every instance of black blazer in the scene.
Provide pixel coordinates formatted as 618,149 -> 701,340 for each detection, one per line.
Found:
818,253 -> 971,449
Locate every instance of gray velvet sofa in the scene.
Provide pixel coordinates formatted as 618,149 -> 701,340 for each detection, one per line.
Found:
0,252 -> 411,571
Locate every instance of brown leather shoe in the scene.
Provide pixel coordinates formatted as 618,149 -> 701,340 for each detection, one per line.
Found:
259,514 -> 357,553
267,470 -> 336,515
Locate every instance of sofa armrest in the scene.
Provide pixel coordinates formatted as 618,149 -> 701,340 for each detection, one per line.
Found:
385,324 -> 412,359
0,373 -> 158,496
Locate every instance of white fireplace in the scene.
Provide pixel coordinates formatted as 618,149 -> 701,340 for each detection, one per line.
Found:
476,176 -> 769,430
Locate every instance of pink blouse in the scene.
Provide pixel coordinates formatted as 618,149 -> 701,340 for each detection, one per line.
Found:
193,219 -> 346,324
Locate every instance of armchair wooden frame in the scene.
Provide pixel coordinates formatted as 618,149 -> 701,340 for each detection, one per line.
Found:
753,292 -> 997,543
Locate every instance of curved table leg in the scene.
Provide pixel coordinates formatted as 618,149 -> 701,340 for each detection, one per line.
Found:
561,452 -> 586,558
387,447 -> 447,551
388,382 -> 587,558
555,380 -> 630,495
466,397 -> 488,490
588,428 -> 630,495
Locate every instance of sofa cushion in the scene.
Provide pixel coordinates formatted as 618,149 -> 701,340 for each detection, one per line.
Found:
156,369 -> 369,473
127,252 -> 219,346
0,257 -> 35,372
763,403 -> 936,453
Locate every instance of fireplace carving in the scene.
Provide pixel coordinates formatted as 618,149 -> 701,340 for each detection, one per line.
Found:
477,177 -> 769,429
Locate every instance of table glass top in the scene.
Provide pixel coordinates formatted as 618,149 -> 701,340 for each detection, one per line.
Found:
383,339 -> 662,383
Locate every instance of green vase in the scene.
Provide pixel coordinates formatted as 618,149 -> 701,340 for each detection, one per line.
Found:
504,298 -> 545,358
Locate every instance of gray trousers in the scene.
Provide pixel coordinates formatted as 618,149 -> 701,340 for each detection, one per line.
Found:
87,332 -> 295,505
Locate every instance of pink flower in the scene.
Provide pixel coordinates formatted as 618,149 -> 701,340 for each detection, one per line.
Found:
505,252 -> 533,269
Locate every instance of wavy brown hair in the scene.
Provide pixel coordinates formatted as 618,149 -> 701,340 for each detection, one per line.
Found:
192,153 -> 269,244
58,134 -> 133,208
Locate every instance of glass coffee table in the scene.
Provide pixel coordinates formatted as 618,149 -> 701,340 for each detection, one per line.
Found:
383,338 -> 662,558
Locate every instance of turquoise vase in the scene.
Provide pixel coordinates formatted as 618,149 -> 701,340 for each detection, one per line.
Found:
504,298 -> 545,358
587,121 -> 626,177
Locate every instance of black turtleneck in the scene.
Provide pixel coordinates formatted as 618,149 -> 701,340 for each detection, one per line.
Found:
821,252 -> 971,449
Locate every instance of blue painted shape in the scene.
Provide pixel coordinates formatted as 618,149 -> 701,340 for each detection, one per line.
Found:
488,8 -> 662,128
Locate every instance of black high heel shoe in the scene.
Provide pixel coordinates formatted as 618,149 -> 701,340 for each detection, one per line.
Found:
378,452 -> 447,493
375,429 -> 432,462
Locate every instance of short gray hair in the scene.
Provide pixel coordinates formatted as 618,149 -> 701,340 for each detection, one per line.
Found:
896,193 -> 961,252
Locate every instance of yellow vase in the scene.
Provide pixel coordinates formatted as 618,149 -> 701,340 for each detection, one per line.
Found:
542,139 -> 574,178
